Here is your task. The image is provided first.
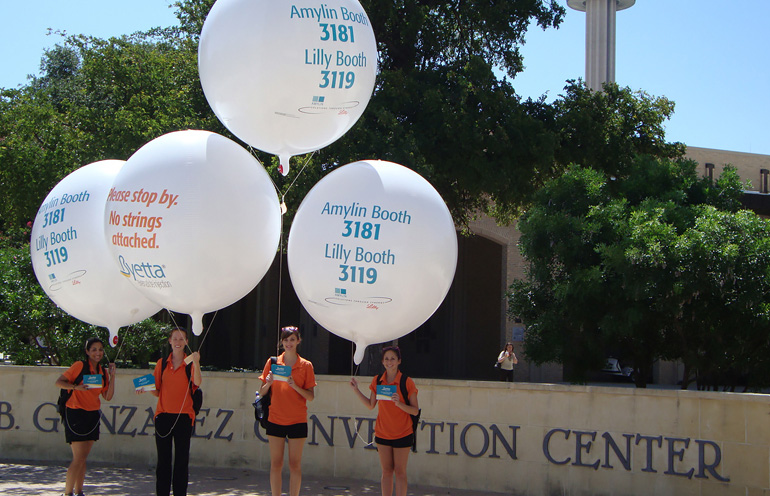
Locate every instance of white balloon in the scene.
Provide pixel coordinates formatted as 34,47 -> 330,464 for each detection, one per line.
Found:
198,0 -> 378,175
104,130 -> 282,335
30,160 -> 162,346
287,160 -> 458,363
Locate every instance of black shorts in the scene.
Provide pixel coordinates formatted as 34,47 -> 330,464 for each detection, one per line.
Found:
266,421 -> 308,439
63,407 -> 100,444
375,434 -> 414,449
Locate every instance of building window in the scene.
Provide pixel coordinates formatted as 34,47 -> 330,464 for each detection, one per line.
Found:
761,168 -> 769,194
705,163 -> 715,182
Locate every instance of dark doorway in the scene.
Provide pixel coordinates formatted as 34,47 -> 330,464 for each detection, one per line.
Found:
201,232 -> 504,380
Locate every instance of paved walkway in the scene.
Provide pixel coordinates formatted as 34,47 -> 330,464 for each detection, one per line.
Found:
0,461 -> 503,496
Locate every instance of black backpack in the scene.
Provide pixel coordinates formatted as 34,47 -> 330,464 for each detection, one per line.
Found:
379,372 -> 421,452
253,357 -> 277,429
159,356 -> 203,416
57,360 -> 107,421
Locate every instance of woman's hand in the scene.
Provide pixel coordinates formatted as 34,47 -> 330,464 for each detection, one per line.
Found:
350,377 -> 376,410
108,363 -> 117,377
190,351 -> 201,366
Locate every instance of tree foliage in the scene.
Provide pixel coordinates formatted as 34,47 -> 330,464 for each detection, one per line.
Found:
1,0 -> 569,364
508,157 -> 770,389
3,0 -> 767,388
0,26 -> 220,363
0,227 -> 171,366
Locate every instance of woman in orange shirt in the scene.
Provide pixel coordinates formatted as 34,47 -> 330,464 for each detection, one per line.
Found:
55,337 -> 116,496
258,326 -> 316,496
350,346 -> 419,496
140,327 -> 201,496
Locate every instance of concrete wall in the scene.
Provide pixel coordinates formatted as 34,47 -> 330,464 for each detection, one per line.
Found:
1,366 -> 768,495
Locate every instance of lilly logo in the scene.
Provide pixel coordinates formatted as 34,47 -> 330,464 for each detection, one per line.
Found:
118,255 -> 167,281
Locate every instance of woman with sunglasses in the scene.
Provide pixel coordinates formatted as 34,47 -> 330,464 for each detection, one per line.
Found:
350,346 -> 419,496
258,326 -> 316,496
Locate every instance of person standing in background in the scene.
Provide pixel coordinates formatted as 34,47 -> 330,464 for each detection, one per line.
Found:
497,342 -> 518,382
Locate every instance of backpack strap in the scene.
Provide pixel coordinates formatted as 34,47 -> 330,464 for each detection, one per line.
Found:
97,362 -> 108,388
73,359 -> 89,386
399,373 -> 410,406
184,361 -> 196,395
259,357 -> 278,400
64,359 -> 89,402
63,360 -> 97,407
158,354 -> 167,389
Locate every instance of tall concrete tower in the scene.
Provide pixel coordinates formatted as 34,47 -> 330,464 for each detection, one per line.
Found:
567,0 -> 635,91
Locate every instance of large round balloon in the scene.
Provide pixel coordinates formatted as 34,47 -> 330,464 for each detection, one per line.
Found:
104,130 -> 282,335
198,0 -> 378,176
30,160 -> 162,346
287,160 -> 458,363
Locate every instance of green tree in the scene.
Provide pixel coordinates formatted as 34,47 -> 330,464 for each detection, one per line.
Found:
0,228 -> 169,366
0,27 -> 213,364
507,156 -> 764,387
667,207 -> 770,391
0,28 -> 228,233
548,82 -> 685,176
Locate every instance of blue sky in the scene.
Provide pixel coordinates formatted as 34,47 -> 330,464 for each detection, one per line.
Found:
2,0 -> 768,155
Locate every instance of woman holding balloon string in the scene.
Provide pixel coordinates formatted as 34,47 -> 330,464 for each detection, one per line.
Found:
349,346 -> 419,496
258,326 -> 316,496
55,337 -> 116,496
137,327 -> 201,496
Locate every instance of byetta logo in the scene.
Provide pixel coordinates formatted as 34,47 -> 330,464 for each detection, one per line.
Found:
118,255 -> 167,281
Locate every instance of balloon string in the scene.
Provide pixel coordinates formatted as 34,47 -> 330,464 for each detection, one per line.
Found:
351,341 -> 359,377
108,327 -> 128,364
281,150 -> 316,201
244,146 -> 316,202
242,147 -> 315,357
274,151 -> 315,352
276,206 -> 285,356
154,309 -> 207,438
350,341 -> 372,447
191,310 -> 216,354
161,308 -> 214,355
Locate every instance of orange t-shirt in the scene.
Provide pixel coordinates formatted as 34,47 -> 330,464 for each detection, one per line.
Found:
62,361 -> 108,412
259,353 -> 316,426
369,371 -> 418,440
153,354 -> 198,422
